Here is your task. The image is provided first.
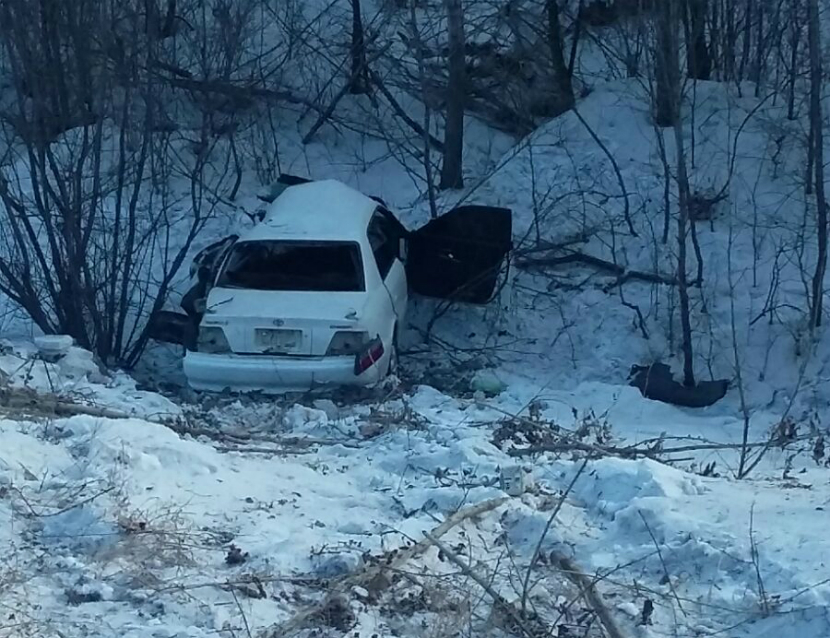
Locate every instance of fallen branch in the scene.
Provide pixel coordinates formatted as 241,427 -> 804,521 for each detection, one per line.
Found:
516,250 -> 676,287
262,497 -> 508,637
508,434 -> 813,461
0,386 -> 153,421
214,437 -> 361,454
155,74 -> 318,111
166,418 -> 362,452
425,532 -> 539,638
521,459 -> 589,615
552,551 -> 629,638
638,510 -> 687,617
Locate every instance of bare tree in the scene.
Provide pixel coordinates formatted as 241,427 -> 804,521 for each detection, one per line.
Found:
408,4 -> 439,217
684,0 -> 712,80
674,123 -> 697,387
439,0 -> 466,190
654,0 -> 681,126
807,0 -> 826,328
349,0 -> 371,94
652,0 -> 697,385
739,0 -> 754,80
0,0 -> 222,366
786,1 -> 803,120
545,0 -> 575,112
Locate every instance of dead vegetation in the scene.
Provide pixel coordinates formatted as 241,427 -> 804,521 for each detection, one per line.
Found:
259,494 -> 621,638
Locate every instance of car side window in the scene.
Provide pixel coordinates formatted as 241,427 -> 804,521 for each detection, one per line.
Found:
367,211 -> 398,279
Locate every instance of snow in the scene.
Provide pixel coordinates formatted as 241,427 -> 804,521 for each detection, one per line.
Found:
1,356 -> 827,637
0,343 -> 180,420
255,179 -> 381,240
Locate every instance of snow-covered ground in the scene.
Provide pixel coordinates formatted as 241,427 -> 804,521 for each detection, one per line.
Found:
1,344 -> 828,638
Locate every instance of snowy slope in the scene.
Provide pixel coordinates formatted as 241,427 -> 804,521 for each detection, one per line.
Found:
1,360 -> 828,638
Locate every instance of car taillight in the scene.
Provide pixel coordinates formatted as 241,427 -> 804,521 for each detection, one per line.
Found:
354,336 -> 384,375
326,331 -> 370,356
197,326 -> 231,354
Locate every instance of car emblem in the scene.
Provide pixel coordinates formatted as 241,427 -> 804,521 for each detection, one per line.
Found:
272,319 -> 284,326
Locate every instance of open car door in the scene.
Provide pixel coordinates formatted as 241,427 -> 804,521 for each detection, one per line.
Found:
406,205 -> 512,304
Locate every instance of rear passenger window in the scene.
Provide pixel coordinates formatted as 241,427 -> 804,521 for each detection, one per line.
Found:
367,211 -> 398,279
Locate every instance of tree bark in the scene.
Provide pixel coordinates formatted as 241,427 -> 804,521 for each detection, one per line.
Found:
675,124 -> 697,386
686,0 -> 712,80
710,0 -> 720,76
439,0 -> 465,190
725,0 -> 736,80
787,2 -> 801,120
349,0 -> 370,94
808,0 -> 827,328
658,0 -> 697,385
739,0 -> 754,80
654,0 -> 681,127
752,0 -> 765,94
546,0 -> 575,112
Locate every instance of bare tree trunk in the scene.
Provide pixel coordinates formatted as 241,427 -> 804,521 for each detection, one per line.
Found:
787,2 -> 801,120
752,0 -> 765,95
725,0 -> 737,80
546,0 -> 575,112
710,0 -> 721,76
686,0 -> 712,80
349,0 -> 370,94
675,126 -> 697,386
439,0 -> 465,190
739,0 -> 754,80
567,0 -> 584,78
655,0 -> 681,126
658,0 -> 697,385
408,5 -> 439,217
808,0 -> 827,328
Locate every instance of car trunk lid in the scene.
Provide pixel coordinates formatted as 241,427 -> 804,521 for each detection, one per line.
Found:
203,288 -> 366,355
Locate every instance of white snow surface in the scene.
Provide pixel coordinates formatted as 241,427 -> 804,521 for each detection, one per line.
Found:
1,363 -> 828,638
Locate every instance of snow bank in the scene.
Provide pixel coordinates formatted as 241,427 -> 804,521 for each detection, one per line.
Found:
0,379 -> 828,638
0,341 -> 180,419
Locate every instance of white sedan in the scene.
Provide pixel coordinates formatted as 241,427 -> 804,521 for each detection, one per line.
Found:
150,176 -> 512,393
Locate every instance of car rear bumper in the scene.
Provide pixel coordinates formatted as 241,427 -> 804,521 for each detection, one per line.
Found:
183,351 -> 386,393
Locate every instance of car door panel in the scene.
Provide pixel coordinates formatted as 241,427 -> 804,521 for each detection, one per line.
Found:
406,205 -> 512,303
146,310 -> 194,347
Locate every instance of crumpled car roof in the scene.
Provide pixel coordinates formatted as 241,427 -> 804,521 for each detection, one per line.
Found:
243,180 -> 380,242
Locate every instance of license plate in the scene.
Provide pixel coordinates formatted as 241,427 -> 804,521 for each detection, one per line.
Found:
255,329 -> 302,352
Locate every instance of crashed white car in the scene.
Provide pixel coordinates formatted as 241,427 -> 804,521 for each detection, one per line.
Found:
150,176 -> 511,393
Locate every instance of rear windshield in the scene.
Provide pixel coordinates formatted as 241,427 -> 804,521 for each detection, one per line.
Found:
216,240 -> 365,292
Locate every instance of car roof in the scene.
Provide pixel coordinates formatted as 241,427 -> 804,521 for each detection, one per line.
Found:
241,180 -> 380,243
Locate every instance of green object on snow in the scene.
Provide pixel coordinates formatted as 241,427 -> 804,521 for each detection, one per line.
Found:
471,369 -> 507,396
